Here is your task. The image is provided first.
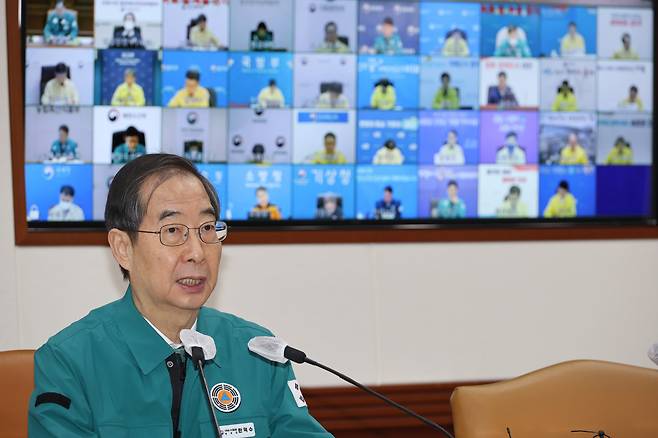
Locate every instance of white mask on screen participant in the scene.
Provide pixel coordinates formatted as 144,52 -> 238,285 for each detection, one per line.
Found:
124,20 -> 135,33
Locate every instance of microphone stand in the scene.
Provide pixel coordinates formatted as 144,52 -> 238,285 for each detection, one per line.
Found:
191,346 -> 223,438
303,356 -> 455,438
571,430 -> 612,438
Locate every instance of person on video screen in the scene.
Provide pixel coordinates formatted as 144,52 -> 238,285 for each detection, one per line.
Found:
613,33 -> 639,60
372,139 -> 404,165
47,185 -> 84,221
618,85 -> 644,111
373,17 -> 403,55
551,80 -> 578,112
496,185 -> 529,218
249,144 -> 267,164
432,180 -> 466,219
434,129 -> 465,165
168,70 -> 210,108
111,12 -> 144,49
559,132 -> 589,165
605,136 -> 633,165
189,14 -> 221,49
543,180 -> 577,218
494,25 -> 531,58
43,1 -> 78,44
249,186 -> 282,220
432,72 -> 460,110
50,124 -> 78,161
257,79 -> 285,108
111,69 -> 146,107
184,143 -> 203,163
487,71 -> 518,109
374,185 -> 402,220
442,29 -> 470,57
560,22 -> 586,57
250,22 -> 274,51
315,194 -> 343,220
309,132 -> 347,164
496,131 -> 526,165
41,62 -> 79,105
370,78 -> 396,110
316,22 -> 350,53
112,126 -> 146,164
316,83 -> 349,109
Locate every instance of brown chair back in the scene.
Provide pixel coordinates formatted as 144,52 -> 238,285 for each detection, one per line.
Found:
451,360 -> 658,438
0,350 -> 35,438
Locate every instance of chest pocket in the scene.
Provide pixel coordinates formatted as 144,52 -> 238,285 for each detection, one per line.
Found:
98,424 -> 171,437
200,416 -> 270,438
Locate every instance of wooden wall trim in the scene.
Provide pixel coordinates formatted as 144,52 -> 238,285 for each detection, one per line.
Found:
12,225 -> 658,246
7,0 -> 26,247
303,381 -> 493,437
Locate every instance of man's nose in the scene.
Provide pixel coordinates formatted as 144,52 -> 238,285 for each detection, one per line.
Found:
182,229 -> 206,263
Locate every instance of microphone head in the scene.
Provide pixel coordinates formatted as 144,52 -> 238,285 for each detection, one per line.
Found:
648,343 -> 658,366
248,336 -> 289,364
283,345 -> 307,364
180,328 -> 217,361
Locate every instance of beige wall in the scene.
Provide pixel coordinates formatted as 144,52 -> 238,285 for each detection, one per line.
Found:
2,3 -> 657,388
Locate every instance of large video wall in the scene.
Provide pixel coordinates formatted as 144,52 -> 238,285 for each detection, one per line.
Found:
24,0 -> 654,223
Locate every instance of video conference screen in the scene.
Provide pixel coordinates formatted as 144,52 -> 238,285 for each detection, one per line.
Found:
23,0 -> 654,225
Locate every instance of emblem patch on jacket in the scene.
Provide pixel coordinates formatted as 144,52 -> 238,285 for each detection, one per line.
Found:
287,380 -> 307,408
211,383 -> 241,413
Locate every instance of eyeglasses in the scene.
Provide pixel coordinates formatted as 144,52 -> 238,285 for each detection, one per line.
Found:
135,220 -> 228,247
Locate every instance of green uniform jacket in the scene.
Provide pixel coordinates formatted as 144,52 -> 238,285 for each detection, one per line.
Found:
29,289 -> 332,437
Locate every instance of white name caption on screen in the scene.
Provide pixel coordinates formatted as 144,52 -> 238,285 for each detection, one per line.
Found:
219,422 -> 256,437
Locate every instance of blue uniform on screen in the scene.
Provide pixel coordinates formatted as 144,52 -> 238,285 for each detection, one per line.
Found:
374,186 -> 402,220
487,71 -> 519,108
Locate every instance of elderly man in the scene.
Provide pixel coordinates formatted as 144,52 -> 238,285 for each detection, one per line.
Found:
29,154 -> 332,437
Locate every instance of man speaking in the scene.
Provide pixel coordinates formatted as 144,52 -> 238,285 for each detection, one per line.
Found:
28,154 -> 332,437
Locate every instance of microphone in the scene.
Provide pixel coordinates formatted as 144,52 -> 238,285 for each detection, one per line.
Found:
248,336 -> 455,438
572,430 -> 611,438
648,343 -> 658,366
180,329 -> 223,438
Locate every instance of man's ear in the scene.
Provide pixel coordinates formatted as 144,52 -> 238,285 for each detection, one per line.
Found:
108,229 -> 133,274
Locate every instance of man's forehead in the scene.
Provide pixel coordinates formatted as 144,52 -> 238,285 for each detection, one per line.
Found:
141,174 -> 214,218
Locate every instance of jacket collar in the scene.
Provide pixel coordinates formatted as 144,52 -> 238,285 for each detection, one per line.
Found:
114,287 -> 220,375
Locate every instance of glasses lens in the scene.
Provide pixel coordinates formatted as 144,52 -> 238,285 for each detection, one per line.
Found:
198,221 -> 227,244
215,221 -> 228,243
160,224 -> 188,246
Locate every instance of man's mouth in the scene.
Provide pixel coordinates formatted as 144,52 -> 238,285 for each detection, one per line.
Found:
177,277 -> 206,287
